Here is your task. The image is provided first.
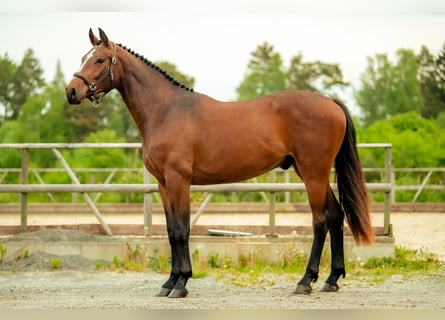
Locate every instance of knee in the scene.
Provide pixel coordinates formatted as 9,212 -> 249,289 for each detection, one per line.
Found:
167,226 -> 175,240
313,215 -> 328,233
325,206 -> 344,227
173,221 -> 190,243
167,221 -> 190,241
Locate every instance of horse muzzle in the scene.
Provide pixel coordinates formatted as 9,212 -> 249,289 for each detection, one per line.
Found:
66,77 -> 89,105
66,87 -> 82,105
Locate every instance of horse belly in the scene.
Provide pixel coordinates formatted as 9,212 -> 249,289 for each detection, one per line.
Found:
191,166 -> 272,185
191,146 -> 285,185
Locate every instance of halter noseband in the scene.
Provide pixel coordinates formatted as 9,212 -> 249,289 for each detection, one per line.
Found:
73,44 -> 117,107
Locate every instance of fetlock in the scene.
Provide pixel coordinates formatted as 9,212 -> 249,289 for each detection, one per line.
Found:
298,268 -> 319,286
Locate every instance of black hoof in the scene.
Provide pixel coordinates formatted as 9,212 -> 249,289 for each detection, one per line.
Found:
293,284 -> 312,294
168,288 -> 188,298
155,287 -> 171,297
319,282 -> 340,292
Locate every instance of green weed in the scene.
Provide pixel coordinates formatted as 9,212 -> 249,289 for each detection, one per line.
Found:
147,247 -> 170,273
15,248 -> 29,261
95,261 -> 103,271
0,244 -> 7,263
50,258 -> 61,269
108,242 -> 148,272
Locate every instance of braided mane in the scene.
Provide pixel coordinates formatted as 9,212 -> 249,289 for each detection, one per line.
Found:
117,43 -> 194,92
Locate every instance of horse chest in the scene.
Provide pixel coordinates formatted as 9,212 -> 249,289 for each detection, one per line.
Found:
142,149 -> 166,183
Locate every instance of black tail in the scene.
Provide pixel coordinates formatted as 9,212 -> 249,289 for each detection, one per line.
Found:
334,99 -> 374,245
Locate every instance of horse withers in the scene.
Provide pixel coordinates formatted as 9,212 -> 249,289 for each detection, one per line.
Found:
66,28 -> 374,298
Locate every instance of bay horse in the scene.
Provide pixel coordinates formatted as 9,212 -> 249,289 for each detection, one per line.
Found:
66,28 -> 374,298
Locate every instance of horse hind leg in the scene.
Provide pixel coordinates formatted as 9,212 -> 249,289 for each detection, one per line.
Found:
294,178 -> 330,294
319,188 -> 346,292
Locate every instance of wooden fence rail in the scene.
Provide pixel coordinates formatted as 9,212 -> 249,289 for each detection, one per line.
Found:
0,143 -> 393,237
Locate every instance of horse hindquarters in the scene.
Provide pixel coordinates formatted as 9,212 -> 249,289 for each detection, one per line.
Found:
290,99 -> 348,294
294,99 -> 374,294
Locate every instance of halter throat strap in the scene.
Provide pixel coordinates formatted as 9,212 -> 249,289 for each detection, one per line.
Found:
73,43 -> 117,107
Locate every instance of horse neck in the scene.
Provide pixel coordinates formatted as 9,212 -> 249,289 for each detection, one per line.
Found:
115,50 -> 188,139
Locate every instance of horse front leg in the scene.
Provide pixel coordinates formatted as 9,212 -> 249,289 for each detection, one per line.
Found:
155,182 -> 177,297
167,210 -> 192,298
155,179 -> 192,298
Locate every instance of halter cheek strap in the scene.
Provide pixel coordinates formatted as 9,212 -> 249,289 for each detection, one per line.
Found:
73,44 -> 117,107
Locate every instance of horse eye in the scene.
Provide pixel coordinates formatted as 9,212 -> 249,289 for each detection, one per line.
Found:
96,58 -> 105,64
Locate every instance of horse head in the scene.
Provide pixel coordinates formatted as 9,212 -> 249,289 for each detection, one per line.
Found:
66,28 -> 117,107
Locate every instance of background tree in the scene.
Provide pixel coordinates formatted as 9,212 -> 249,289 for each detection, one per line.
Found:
287,53 -> 348,96
0,48 -> 45,122
355,49 -> 423,126
358,112 -> 444,168
417,44 -> 445,119
236,43 -> 348,101
0,53 -> 16,124
0,65 -> 72,168
236,42 -> 287,100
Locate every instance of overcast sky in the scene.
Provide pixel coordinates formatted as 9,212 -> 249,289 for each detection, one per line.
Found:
1,0 -> 444,114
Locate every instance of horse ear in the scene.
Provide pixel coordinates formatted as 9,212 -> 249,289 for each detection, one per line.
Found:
89,28 -> 99,46
98,28 -> 109,47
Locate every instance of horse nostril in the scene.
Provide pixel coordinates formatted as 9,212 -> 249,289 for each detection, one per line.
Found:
67,87 -> 78,103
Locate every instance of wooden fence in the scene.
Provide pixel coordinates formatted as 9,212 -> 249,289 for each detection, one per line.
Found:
0,143 -> 392,237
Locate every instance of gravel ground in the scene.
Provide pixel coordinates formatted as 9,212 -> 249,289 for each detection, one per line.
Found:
0,269 -> 444,309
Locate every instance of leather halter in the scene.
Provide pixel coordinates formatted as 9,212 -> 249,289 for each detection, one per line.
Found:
73,44 -> 117,107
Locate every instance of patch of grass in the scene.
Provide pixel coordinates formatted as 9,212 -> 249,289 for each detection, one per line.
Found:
192,249 -> 309,287
170,246 -> 443,288
353,246 -> 443,279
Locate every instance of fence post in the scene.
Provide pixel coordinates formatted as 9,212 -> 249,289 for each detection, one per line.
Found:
143,168 -> 152,236
391,171 -> 396,204
20,148 -> 29,233
284,170 -> 290,203
268,192 -> 276,237
384,146 -> 392,235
